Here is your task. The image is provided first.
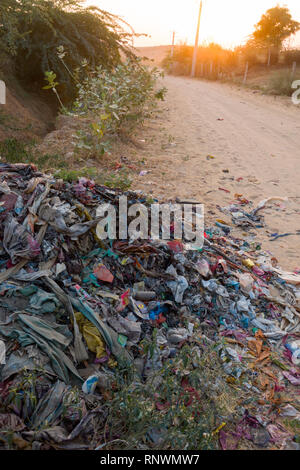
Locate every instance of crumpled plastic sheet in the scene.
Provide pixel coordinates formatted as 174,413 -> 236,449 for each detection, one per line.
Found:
266,424 -> 294,448
166,265 -> 189,304
0,314 -> 82,384
219,411 -> 268,450
3,215 -> 40,264
30,380 -> 70,429
38,200 -> 102,239
1,352 -> 54,382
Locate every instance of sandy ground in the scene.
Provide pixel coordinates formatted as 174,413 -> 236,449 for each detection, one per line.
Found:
133,75 -> 300,270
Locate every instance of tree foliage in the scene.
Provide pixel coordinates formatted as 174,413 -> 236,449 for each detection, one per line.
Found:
0,0 -> 20,55
0,0 -> 136,102
249,6 -> 300,50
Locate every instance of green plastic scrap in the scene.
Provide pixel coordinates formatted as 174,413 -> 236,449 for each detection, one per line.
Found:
118,334 -> 128,347
82,273 -> 100,287
19,285 -> 38,296
82,248 -> 119,260
28,288 -> 61,314
103,248 -> 119,259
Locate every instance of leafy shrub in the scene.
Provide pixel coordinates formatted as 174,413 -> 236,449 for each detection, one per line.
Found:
70,60 -> 166,153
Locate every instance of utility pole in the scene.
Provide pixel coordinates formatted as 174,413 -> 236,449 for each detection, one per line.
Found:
191,0 -> 203,78
171,31 -> 176,58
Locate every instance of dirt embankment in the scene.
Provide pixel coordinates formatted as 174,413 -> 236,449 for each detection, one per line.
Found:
0,63 -> 56,142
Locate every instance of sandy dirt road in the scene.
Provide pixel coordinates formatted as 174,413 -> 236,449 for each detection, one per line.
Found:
134,75 -> 300,270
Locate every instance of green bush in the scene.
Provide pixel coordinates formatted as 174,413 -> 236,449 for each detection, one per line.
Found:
70,59 -> 166,153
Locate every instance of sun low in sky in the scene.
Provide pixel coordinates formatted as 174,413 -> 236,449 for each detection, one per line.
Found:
86,0 -> 300,49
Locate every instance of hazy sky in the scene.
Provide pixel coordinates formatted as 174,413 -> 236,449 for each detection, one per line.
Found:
86,0 -> 300,49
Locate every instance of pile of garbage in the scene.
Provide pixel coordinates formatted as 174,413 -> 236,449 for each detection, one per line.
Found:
0,163 -> 299,450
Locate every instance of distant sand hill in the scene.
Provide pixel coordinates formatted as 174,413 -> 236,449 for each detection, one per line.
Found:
135,46 -> 173,65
